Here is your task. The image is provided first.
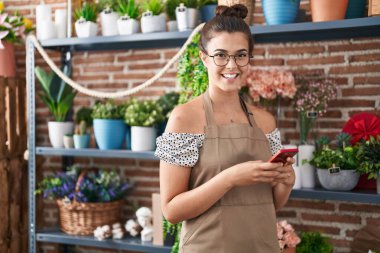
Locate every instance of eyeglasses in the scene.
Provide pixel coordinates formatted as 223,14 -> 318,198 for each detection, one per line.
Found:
206,52 -> 252,67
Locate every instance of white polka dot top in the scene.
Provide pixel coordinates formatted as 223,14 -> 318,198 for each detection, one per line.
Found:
155,128 -> 283,167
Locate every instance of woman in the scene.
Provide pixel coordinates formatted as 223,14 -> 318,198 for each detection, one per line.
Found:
155,4 -> 295,252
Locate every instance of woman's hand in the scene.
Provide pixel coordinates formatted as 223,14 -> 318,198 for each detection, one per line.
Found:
225,160 -> 288,187
273,157 -> 296,187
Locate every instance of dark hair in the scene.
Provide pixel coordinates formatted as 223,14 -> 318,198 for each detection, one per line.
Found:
199,4 -> 253,56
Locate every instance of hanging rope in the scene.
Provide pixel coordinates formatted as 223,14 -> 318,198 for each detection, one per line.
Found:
27,23 -> 204,99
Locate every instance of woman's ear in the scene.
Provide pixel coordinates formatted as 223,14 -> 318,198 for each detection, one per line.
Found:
199,50 -> 208,68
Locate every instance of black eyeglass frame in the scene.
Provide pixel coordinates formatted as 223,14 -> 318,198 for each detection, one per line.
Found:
205,53 -> 253,67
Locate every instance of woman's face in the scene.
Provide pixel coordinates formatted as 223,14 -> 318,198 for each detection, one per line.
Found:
200,32 -> 250,92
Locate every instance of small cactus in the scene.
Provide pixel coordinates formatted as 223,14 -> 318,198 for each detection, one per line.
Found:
336,132 -> 351,149
75,120 -> 87,135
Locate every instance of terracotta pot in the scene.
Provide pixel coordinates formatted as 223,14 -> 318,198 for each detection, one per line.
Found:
0,41 -> 16,77
310,0 -> 348,22
283,247 -> 296,253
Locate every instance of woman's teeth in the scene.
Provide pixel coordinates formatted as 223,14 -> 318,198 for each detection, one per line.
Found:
222,74 -> 239,79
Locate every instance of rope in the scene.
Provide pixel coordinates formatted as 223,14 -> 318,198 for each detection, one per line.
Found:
28,23 -> 204,99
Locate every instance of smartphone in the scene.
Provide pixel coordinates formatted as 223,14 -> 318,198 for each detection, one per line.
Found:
268,148 -> 299,164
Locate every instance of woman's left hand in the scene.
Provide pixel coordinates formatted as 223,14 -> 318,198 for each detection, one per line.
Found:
272,157 -> 296,187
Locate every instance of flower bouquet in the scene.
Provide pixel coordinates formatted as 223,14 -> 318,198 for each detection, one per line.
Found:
36,165 -> 132,235
294,77 -> 337,144
277,220 -> 301,252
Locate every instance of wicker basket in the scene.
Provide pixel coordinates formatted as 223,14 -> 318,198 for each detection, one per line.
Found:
56,170 -> 123,235
369,0 -> 380,16
218,0 -> 255,25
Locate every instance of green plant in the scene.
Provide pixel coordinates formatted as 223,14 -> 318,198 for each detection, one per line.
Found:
124,99 -> 164,127
75,107 -> 93,127
163,219 -> 182,253
75,120 -> 88,135
182,0 -> 198,8
91,100 -> 125,120
296,232 -> 333,253
35,66 -> 77,122
116,0 -> 140,19
165,0 -> 180,20
356,135 -> 380,179
98,0 -> 118,11
178,33 -> 208,103
74,2 -> 98,22
310,134 -> 359,170
141,0 -> 164,16
0,5 -> 34,44
157,92 -> 180,120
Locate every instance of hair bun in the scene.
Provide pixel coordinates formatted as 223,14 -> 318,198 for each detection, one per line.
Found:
215,4 -> 248,19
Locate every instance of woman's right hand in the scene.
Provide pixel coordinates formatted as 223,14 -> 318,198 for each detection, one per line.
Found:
225,160 -> 287,187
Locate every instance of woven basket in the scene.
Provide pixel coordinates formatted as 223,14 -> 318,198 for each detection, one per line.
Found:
217,0 -> 255,25
369,0 -> 380,16
56,170 -> 123,235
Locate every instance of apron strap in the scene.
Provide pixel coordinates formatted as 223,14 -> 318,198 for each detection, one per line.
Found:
239,95 -> 255,127
203,88 -> 216,126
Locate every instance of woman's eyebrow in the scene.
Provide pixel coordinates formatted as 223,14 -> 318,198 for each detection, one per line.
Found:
213,49 -> 248,53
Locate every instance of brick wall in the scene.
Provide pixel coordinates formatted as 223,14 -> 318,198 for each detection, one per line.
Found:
4,0 -> 380,252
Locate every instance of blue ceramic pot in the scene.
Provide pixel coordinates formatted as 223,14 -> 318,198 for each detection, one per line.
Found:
73,134 -> 90,149
200,5 -> 217,22
93,119 -> 126,150
345,0 -> 365,19
125,125 -> 131,150
262,0 -> 301,25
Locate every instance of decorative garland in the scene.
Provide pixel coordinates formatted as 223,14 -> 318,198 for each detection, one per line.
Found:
26,23 -> 204,99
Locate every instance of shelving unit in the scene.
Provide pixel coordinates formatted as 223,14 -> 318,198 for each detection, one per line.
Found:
27,17 -> 380,253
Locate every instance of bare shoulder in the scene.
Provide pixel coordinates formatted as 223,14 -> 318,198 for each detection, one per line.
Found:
165,95 -> 205,134
247,104 -> 276,134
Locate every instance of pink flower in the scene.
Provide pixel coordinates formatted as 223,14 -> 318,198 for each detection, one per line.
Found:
276,220 -> 301,250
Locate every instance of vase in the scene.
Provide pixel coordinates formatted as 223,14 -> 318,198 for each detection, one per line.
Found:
48,121 -> 74,148
298,144 -> 316,188
311,0 -> 348,22
299,111 -> 316,145
131,126 -> 156,151
262,0 -> 301,25
345,0 -> 366,19
317,169 -> 360,191
93,119 -> 126,150
0,42 -> 16,77
200,4 -> 217,22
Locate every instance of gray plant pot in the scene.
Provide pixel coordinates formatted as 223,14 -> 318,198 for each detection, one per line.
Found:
317,168 -> 360,191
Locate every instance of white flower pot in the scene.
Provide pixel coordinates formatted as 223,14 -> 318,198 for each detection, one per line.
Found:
292,166 -> 302,189
131,126 -> 157,151
48,121 -> 74,148
100,10 -> 119,36
63,135 -> 74,149
117,17 -> 140,35
186,8 -> 199,29
298,144 -> 316,188
176,4 -> 188,31
75,20 -> 98,38
141,12 -> 166,33
317,169 -> 360,191
167,20 -> 178,32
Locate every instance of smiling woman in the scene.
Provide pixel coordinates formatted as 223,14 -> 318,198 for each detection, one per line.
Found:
155,4 -> 295,253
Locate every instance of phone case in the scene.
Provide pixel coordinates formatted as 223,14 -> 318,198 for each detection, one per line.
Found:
268,148 -> 299,163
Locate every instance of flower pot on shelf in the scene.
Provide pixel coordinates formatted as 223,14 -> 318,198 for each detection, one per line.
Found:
63,135 -> 74,149
93,119 -> 126,150
73,134 -> 90,149
345,0 -> 366,19
75,19 -> 98,38
117,16 -> 140,35
262,0 -> 301,25
0,42 -> 16,77
310,0 -> 348,22
48,121 -> 74,148
141,12 -> 166,33
100,9 -> 119,36
299,144 -> 316,188
131,126 -> 156,151
200,4 -> 217,22
317,169 -> 360,191
167,20 -> 178,32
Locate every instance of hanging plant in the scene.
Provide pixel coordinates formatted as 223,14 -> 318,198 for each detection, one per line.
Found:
177,33 -> 208,104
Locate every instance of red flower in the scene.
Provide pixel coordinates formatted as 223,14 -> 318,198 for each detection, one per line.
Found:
342,113 -> 380,144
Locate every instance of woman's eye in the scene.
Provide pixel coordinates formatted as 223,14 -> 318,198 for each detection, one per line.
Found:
237,53 -> 248,58
215,54 -> 227,58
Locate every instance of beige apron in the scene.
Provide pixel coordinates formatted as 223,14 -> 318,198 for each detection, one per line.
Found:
180,89 -> 280,253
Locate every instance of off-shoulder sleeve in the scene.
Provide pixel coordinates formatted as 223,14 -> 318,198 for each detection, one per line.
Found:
155,133 -> 205,167
265,128 -> 283,155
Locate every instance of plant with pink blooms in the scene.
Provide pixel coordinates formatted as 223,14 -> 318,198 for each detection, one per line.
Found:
294,77 -> 337,144
245,68 -> 297,102
277,220 -> 301,251
0,2 -> 34,49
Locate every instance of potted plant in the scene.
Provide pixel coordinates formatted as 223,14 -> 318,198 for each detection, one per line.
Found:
63,134 -> 74,149
35,165 -> 132,235
116,0 -> 140,35
92,100 -> 126,150
156,92 -> 180,136
74,2 -> 98,37
296,231 -> 333,253
311,0 -> 348,22
262,0 -> 301,25
140,0 -> 166,33
98,0 -> 120,36
356,135 -> 380,194
199,0 -> 217,22
310,133 -> 360,191
73,107 -> 92,149
165,0 -> 179,31
124,99 -> 164,151
175,0 -> 199,31
276,220 -> 300,253
35,66 -> 76,148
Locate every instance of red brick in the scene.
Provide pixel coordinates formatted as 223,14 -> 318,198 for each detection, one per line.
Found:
251,59 -> 284,66
286,199 -> 335,211
73,56 -> 115,65
342,87 -> 380,96
339,203 -> 380,213
138,160 -> 160,168
365,217 -> 380,226
129,63 -> 166,70
353,76 -> 380,84
137,181 -> 160,188
349,53 -> 380,62
253,16 -> 265,24
83,66 -> 124,73
276,210 -> 297,218
287,56 -> 344,66
125,170 -> 159,177
349,110 -> 380,117
328,238 -> 352,248
93,158 -> 136,166
76,74 -> 110,82
329,42 -> 380,52
293,224 -> 340,235
117,53 -> 160,62
164,50 -> 179,59
301,213 -> 361,224
328,99 -> 375,108
114,73 -> 155,80
268,46 -> 325,55
330,64 -> 380,74
318,121 -> 348,128
253,48 -> 265,56
278,120 -> 296,128
293,68 -> 325,76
